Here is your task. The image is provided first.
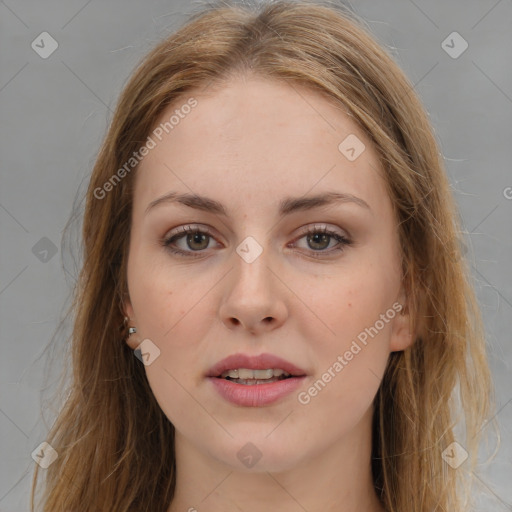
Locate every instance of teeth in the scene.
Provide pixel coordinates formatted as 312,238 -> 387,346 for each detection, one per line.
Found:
220,368 -> 291,379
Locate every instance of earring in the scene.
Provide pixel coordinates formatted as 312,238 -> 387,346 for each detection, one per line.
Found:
124,316 -> 137,336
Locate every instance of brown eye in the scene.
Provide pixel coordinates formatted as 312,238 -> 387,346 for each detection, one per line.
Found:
306,232 -> 332,251
162,225 -> 219,257
290,226 -> 352,258
183,232 -> 210,251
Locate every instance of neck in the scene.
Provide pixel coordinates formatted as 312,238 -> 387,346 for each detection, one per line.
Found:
167,407 -> 384,512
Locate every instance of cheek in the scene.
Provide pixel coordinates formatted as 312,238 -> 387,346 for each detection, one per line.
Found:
296,262 -> 396,412
127,251 -> 218,376
127,246 -> 208,339
144,363 -> 207,434
303,260 -> 396,353
131,266 -> 214,427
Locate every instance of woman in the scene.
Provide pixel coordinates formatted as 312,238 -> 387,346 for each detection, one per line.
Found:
31,1 -> 494,510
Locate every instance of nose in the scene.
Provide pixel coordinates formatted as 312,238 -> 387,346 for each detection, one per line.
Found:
219,247 -> 288,335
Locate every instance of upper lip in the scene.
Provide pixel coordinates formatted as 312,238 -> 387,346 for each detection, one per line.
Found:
206,352 -> 308,378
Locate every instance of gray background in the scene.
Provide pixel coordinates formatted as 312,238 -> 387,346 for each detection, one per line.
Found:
0,1 -> 511,510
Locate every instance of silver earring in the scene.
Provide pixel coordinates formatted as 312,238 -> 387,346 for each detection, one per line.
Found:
124,316 -> 137,336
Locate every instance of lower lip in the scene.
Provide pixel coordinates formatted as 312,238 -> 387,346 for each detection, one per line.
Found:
208,376 -> 306,407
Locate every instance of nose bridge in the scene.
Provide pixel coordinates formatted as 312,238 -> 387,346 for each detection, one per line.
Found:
219,234 -> 288,332
231,237 -> 275,299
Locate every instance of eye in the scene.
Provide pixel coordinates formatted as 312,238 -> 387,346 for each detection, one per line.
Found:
289,224 -> 352,259
161,224 -> 352,258
162,224 -> 219,257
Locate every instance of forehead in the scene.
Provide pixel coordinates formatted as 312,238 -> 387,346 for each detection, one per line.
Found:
133,76 -> 390,220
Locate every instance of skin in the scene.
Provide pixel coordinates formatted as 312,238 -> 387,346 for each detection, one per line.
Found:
124,74 -> 413,512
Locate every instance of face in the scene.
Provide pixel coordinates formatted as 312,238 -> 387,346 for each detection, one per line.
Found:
124,75 -> 412,472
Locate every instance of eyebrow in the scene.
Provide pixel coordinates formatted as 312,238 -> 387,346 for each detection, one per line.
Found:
144,191 -> 371,217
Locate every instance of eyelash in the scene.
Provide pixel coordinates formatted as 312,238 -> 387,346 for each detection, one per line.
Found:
161,224 -> 352,259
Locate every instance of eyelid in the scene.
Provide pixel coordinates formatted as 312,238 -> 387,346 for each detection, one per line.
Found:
294,222 -> 349,239
164,222 -> 348,241
166,223 -> 214,236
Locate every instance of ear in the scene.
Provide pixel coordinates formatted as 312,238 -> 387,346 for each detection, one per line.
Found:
123,295 -> 139,351
389,289 -> 414,352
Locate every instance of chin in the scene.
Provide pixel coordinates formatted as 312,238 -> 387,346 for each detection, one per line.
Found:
205,434 -> 309,473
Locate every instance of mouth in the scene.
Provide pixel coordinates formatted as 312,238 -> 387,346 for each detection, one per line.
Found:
217,368 -> 296,385
207,352 -> 307,381
206,353 -> 308,406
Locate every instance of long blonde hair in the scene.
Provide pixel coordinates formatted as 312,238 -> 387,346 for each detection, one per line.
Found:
31,1 -> 494,510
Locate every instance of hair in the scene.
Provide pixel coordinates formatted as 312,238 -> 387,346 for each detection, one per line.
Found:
31,1 -> 495,510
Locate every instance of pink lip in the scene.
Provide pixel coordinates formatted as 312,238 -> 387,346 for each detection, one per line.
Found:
206,352 -> 308,407
209,376 -> 306,407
